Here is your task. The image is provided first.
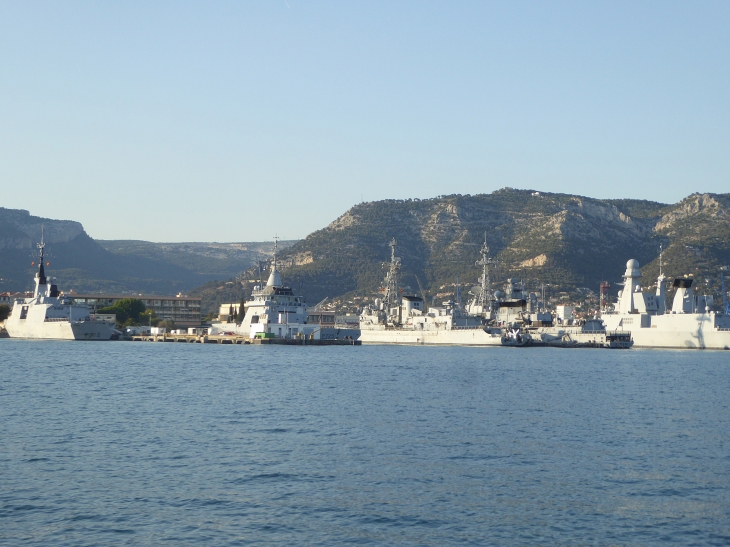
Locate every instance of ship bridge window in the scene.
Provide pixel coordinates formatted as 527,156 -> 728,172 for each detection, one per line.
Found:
251,316 -> 259,324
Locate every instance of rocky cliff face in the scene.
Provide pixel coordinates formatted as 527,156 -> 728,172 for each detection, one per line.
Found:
3,192 -> 727,311
0,208 -> 86,250
639,193 -> 730,286
0,208 -> 207,294
260,189 -> 729,307
0,207 -> 297,296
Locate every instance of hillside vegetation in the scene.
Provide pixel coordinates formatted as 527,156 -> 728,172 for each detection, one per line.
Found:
4,190 -> 729,316
201,189 -> 729,313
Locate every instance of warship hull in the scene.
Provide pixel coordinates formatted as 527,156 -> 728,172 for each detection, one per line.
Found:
359,327 -> 503,346
598,258 -> 730,350
603,315 -> 730,350
5,318 -> 114,340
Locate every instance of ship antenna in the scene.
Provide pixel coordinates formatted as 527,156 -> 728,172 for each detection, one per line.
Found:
34,224 -> 48,293
38,224 -> 45,260
383,238 -> 401,321
273,235 -> 279,272
659,242 -> 663,277
474,232 -> 493,313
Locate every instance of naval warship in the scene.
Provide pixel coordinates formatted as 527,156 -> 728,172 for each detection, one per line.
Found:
601,255 -> 730,350
358,237 -> 633,348
4,234 -> 115,340
358,238 -> 556,346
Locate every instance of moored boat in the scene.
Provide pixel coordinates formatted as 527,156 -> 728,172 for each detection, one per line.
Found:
601,258 -> 730,350
209,240 -> 358,341
4,233 -> 115,341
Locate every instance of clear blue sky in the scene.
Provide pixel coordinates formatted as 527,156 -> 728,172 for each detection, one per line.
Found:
1,1 -> 728,242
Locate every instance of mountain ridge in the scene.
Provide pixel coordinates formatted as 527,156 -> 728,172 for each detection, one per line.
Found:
232,189 -> 729,313
0,207 -> 294,295
3,190 -> 728,316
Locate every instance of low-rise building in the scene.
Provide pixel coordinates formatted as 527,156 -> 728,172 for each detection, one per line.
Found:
67,293 -> 202,326
0,292 -> 26,305
218,303 -> 243,323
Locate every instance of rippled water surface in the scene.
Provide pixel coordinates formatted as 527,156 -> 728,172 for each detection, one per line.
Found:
1,341 -> 729,546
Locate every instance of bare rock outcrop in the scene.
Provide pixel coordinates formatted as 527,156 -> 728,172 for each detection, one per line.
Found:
0,208 -> 86,250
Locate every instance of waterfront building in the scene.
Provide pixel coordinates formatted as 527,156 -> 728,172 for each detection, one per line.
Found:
67,293 -> 202,326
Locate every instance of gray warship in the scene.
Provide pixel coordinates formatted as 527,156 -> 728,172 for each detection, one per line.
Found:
4,233 -> 115,340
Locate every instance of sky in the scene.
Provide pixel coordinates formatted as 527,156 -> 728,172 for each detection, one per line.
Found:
1,1 -> 728,242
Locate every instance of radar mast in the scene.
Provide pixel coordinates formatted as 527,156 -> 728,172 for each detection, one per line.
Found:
474,233 -> 495,313
382,238 -> 401,321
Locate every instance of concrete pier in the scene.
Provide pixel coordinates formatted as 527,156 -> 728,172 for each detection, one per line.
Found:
129,334 -> 360,345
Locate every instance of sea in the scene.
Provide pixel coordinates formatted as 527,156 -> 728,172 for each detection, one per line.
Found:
1,340 -> 728,546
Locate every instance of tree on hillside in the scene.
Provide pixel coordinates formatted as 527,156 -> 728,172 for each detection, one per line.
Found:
0,304 -> 10,322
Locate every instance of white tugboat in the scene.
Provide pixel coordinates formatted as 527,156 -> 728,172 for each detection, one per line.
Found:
601,254 -> 730,349
4,233 -> 115,340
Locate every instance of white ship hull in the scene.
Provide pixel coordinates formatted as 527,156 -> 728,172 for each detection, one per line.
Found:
6,235 -> 115,341
629,329 -> 730,350
603,316 -> 730,350
359,326 -> 503,346
598,258 -> 730,350
5,319 -> 114,341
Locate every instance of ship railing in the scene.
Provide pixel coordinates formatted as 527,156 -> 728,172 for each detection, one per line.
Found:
44,316 -> 93,323
717,327 -> 730,332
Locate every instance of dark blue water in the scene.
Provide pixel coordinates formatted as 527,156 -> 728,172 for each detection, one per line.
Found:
1,341 -> 728,546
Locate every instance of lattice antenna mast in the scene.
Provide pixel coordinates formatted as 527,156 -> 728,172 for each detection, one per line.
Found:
474,234 -> 495,311
34,224 -> 48,267
382,238 -> 401,313
659,243 -> 664,277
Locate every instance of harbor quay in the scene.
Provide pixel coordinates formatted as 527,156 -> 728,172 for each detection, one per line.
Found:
2,235 -> 729,349
128,333 -> 360,345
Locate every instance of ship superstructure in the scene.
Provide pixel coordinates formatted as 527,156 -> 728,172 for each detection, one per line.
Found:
210,240 -> 311,339
464,236 -> 495,318
209,240 -> 356,340
601,257 -> 730,349
5,232 -> 115,340
357,237 -> 634,348
358,238 -> 504,345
